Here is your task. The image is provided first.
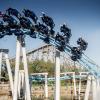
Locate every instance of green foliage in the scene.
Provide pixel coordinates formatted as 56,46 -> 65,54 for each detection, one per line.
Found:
10,59 -> 55,76
28,60 -> 55,76
10,59 -> 86,77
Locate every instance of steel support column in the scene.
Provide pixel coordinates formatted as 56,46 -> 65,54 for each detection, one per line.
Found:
84,75 -> 91,100
13,36 -> 31,100
5,53 -> 14,95
45,74 -> 48,98
55,50 -> 60,100
92,76 -> 97,100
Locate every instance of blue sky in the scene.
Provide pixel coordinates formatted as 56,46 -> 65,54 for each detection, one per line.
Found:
0,0 -> 100,65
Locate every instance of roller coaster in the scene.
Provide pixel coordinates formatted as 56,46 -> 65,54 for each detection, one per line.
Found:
0,8 -> 100,100
0,8 -> 99,78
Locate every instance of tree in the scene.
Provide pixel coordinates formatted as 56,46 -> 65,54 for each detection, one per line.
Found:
28,60 -> 55,76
